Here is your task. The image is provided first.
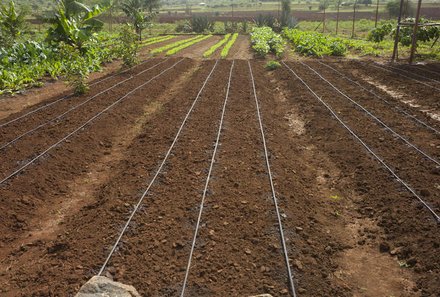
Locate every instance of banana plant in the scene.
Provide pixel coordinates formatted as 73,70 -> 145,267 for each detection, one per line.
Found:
47,0 -> 112,49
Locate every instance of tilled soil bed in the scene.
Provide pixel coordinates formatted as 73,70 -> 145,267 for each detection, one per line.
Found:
0,58 -> 439,297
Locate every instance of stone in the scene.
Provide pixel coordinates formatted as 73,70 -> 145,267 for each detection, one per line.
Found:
248,295 -> 273,297
379,242 -> 390,253
75,276 -> 141,297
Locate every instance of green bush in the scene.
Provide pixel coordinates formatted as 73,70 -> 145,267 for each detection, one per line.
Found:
117,25 -> 139,67
250,26 -> 285,57
368,22 -> 393,42
265,60 -> 281,70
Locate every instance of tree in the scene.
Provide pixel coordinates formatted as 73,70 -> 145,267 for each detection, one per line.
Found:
120,0 -> 157,40
0,0 -> 28,46
387,0 -> 414,18
143,0 -> 160,13
47,0 -> 111,49
361,0 -> 372,6
280,0 -> 291,28
319,0 -> 330,11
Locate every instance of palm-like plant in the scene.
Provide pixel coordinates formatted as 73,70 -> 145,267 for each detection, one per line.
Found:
47,0 -> 111,49
120,0 -> 158,40
0,0 -> 28,46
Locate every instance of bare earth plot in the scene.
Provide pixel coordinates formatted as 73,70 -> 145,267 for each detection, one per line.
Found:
0,39 -> 439,297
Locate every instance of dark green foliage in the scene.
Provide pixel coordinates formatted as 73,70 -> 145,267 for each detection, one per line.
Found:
368,22 -> 393,42
280,0 -> 291,28
265,60 -> 281,70
191,16 -> 213,33
386,0 -> 414,18
396,18 -> 440,47
254,14 -> 277,29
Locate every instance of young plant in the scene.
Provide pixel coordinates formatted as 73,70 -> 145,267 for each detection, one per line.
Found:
141,35 -> 175,46
166,35 -> 212,56
265,60 -> 281,70
150,35 -> 202,54
203,33 -> 231,58
117,24 -> 139,67
220,33 -> 238,58
60,43 -> 90,95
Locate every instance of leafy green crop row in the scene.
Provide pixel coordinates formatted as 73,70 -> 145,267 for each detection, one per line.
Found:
141,35 -> 176,46
203,34 -> 231,58
166,35 -> 212,56
283,29 -> 346,57
250,27 -> 285,57
220,33 -> 238,58
0,39 -> 119,95
150,35 -> 203,54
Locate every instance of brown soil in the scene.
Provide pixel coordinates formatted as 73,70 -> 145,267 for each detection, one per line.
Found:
227,35 -> 252,60
176,35 -> 221,59
0,57 -> 439,297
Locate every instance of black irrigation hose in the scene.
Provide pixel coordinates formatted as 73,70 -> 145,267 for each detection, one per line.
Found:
318,61 -> 440,135
0,59 -> 153,129
0,59 -> 184,186
179,60 -> 233,297
248,61 -> 297,297
381,63 -> 440,85
358,61 -> 440,92
300,61 -> 440,167
413,65 -> 440,77
97,60 -> 220,277
0,59 -> 170,151
282,61 -> 440,223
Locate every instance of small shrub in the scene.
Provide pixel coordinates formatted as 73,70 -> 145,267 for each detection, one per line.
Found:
367,22 -> 393,43
117,24 -> 139,68
191,16 -> 213,33
60,43 -> 89,95
265,60 -> 281,70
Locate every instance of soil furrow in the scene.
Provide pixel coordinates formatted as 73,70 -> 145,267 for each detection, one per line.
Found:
184,60 -> 288,296
305,61 -> 440,159
279,62 -> 440,296
0,58 -> 183,179
0,59 -> 215,296
287,62 -> 440,211
103,60 -> 232,296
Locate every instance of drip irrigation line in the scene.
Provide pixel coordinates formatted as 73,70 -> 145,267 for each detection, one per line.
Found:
413,65 -> 440,76
248,61 -> 297,297
0,59 -> 170,151
97,59 -> 220,276
381,63 -> 440,85
0,59 -> 152,129
318,61 -> 440,135
359,61 -> 440,92
0,59 -> 184,186
179,60 -> 234,297
301,61 -> 440,167
282,61 -> 440,223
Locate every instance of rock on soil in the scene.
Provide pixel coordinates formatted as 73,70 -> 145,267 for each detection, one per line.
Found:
75,276 -> 141,297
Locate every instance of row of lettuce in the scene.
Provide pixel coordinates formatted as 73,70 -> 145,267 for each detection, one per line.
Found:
251,20 -> 440,58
